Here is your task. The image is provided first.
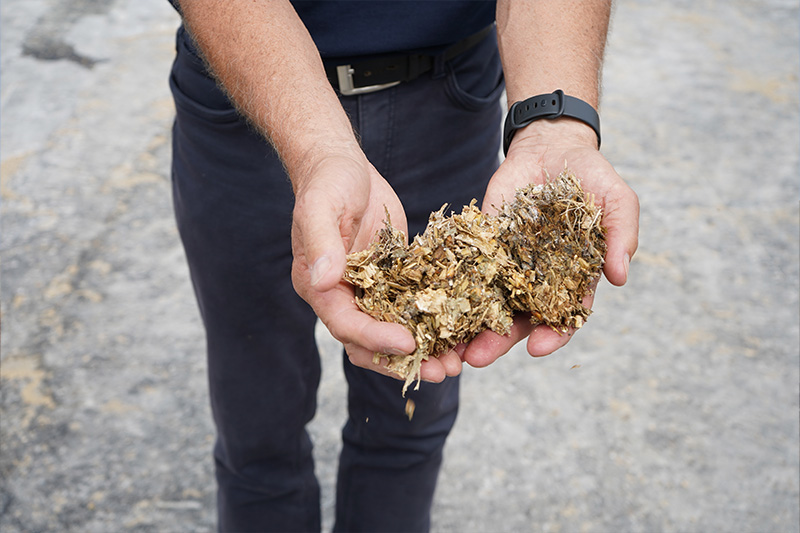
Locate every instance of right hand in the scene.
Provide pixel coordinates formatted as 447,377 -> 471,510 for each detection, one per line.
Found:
290,153 -> 464,382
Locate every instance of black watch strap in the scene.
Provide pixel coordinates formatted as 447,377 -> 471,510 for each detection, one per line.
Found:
502,90 -> 601,155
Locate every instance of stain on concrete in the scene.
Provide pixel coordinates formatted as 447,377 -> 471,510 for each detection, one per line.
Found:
0,152 -> 33,201
1,354 -> 56,428
21,0 -> 116,68
22,38 -> 100,68
727,67 -> 798,105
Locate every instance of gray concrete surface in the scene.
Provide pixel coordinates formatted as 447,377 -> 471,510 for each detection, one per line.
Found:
1,0 -> 798,531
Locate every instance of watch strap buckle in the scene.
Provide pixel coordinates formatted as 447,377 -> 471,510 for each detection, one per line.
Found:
510,89 -> 566,129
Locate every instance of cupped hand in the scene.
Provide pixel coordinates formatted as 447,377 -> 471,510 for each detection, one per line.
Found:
461,119 -> 640,368
290,153 -> 464,382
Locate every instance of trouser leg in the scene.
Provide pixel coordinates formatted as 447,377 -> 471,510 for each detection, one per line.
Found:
170,27 -> 321,532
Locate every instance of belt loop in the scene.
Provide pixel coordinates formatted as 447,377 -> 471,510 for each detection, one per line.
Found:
432,53 -> 446,79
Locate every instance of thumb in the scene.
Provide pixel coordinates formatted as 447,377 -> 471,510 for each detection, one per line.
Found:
601,183 -> 640,287
293,191 -> 349,292
308,249 -> 346,291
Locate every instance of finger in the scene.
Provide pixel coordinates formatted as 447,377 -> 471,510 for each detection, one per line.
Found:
453,343 -> 468,361
419,358 -> 448,383
434,348 -> 464,378
315,283 -> 416,355
526,325 -> 574,356
345,343 -> 453,383
344,343 -> 408,380
462,314 -> 534,368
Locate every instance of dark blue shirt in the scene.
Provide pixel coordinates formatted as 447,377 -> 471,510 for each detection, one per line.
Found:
169,1 -> 496,57
292,1 -> 496,57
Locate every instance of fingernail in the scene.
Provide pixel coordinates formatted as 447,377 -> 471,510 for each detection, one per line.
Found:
310,255 -> 331,287
383,346 -> 409,357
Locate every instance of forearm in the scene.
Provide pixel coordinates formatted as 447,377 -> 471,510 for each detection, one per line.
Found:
177,0 -> 363,186
496,0 -> 611,145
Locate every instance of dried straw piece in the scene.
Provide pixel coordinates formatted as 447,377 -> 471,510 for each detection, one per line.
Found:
343,168 -> 606,395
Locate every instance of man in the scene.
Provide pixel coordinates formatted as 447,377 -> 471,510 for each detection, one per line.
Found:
167,1 -> 639,531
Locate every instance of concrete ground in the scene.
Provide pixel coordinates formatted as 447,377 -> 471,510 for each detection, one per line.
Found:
1,0 -> 798,531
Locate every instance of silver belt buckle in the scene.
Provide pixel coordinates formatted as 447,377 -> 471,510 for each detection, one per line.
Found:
336,64 -> 401,96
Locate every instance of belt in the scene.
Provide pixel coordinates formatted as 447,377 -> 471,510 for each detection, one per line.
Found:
324,24 -> 494,96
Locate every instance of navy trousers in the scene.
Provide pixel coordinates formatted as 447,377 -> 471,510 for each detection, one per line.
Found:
169,25 -> 504,533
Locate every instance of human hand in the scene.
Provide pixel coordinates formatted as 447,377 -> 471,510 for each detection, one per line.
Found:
290,154 -> 464,382
461,119 -> 640,368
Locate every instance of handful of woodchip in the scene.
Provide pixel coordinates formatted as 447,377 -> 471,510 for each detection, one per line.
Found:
344,169 -> 606,395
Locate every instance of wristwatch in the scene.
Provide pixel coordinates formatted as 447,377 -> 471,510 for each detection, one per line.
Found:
502,89 -> 601,155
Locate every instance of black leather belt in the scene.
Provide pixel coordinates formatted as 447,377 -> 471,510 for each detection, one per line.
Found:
324,24 -> 494,96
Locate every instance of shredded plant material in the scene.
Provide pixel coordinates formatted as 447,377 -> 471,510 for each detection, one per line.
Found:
344,168 -> 606,395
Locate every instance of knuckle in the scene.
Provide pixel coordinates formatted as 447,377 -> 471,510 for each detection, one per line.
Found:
327,312 -> 362,346
326,320 -> 348,344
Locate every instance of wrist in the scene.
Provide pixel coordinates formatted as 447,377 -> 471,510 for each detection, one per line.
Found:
509,117 -> 598,153
289,142 -> 370,196
285,137 -> 365,189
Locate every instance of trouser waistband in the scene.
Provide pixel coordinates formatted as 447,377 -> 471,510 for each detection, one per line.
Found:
323,24 -> 494,95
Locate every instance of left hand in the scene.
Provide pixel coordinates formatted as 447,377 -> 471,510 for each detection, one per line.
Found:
460,119 -> 640,368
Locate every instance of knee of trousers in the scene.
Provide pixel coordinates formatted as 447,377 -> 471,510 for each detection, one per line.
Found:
341,362 -> 461,467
